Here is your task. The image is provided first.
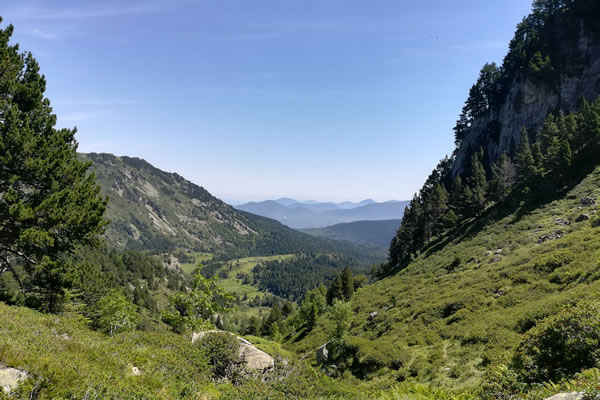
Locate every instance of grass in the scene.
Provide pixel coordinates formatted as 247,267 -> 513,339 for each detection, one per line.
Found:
180,251 -> 213,275
0,302 -> 384,399
288,167 -> 600,392
214,255 -> 295,300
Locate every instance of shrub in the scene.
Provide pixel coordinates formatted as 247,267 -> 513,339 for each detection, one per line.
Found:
512,300 -> 600,384
196,332 -> 243,380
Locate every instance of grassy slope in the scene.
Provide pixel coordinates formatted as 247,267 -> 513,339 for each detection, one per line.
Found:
216,255 -> 295,299
0,303 -> 373,400
290,167 -> 600,389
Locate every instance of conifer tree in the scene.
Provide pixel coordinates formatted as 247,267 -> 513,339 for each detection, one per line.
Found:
466,150 -> 488,215
326,275 -> 344,306
517,128 -> 536,181
489,153 -> 516,202
340,267 -> 354,301
0,19 -> 107,311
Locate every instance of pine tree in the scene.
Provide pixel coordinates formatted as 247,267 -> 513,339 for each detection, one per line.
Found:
449,176 -> 468,219
517,128 -> 536,181
466,150 -> 488,215
0,19 -> 107,311
340,267 -> 354,301
326,276 -> 344,306
489,153 -> 516,202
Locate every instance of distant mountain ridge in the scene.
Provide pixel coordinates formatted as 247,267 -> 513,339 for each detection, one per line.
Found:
300,219 -> 402,250
81,153 -> 382,262
235,198 -> 409,229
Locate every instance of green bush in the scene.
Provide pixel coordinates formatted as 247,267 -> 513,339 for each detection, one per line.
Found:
195,332 -> 243,380
512,300 -> 600,384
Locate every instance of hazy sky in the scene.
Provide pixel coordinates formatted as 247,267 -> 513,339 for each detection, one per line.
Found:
3,1 -> 533,202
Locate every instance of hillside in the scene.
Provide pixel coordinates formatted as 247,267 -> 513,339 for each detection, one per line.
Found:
236,199 -> 409,229
82,153 -> 381,262
291,166 -> 600,389
300,219 -> 402,250
452,0 -> 600,175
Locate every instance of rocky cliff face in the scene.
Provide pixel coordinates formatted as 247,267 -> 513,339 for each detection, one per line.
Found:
453,19 -> 600,175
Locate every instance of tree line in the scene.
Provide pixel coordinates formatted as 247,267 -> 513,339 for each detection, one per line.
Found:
384,97 -> 600,278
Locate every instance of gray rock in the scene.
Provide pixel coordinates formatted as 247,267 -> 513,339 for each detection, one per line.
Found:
575,214 -> 591,222
0,364 -> 29,394
192,330 -> 274,373
451,24 -> 600,178
543,392 -> 584,400
316,343 -> 329,364
369,311 -> 378,320
556,218 -> 570,226
539,230 -> 564,243
581,197 -> 596,206
489,255 -> 503,263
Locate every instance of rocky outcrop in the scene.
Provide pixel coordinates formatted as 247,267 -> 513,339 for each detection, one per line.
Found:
0,365 -> 29,394
543,393 -> 584,400
453,20 -> 600,176
316,343 -> 329,364
192,330 -> 274,373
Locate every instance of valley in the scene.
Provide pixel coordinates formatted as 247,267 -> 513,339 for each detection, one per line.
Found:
1,1 -> 600,399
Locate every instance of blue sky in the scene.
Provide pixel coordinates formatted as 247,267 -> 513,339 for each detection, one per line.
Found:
3,1 -> 533,202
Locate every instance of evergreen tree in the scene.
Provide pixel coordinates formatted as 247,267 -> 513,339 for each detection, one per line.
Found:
326,275 -> 344,306
0,19 -> 107,312
517,128 -> 536,181
449,176 -> 468,219
489,154 -> 516,202
340,267 -> 354,301
466,150 -> 488,215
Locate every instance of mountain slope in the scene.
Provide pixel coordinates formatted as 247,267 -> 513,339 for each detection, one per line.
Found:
292,166 -> 600,388
236,199 -> 409,229
452,0 -> 600,175
300,219 -> 402,249
82,153 -> 380,262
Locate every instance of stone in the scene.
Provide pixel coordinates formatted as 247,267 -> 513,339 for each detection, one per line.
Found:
316,343 -> 329,364
493,248 -> 504,254
192,330 -> 274,373
581,197 -> 596,206
131,366 -> 141,376
489,255 -> 503,263
368,311 -> 378,320
543,393 -> 584,400
0,365 -> 29,394
575,214 -> 590,222
538,230 -> 563,243
239,343 -> 274,372
556,218 -> 570,226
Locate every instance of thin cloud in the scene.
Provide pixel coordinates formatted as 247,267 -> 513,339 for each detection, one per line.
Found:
9,3 -> 165,21
32,28 -> 57,40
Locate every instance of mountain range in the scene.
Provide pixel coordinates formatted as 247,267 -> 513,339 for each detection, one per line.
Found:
235,198 -> 409,229
300,219 -> 402,250
81,153 -> 382,262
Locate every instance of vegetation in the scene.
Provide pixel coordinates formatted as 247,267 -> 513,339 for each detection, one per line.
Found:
386,97 -> 600,278
252,254 -> 364,301
0,19 -> 107,313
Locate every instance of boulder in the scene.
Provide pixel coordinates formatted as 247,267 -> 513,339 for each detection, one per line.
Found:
543,393 -> 584,400
192,330 -> 274,373
489,255 -> 503,263
0,365 -> 29,394
556,218 -> 570,226
539,230 -> 563,243
575,214 -> 590,222
316,343 -> 329,364
581,197 -> 596,206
